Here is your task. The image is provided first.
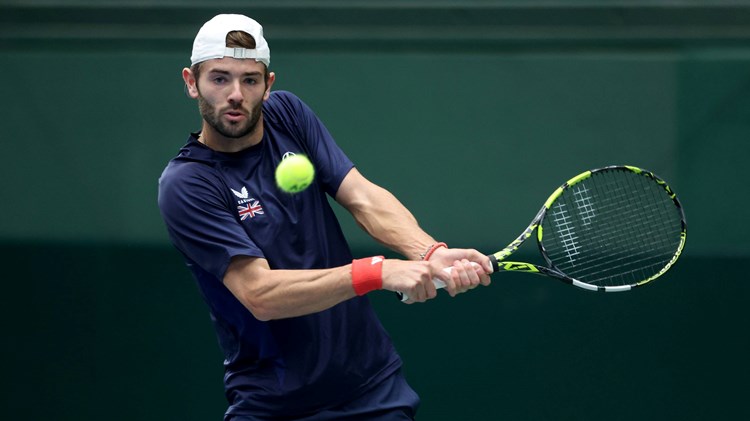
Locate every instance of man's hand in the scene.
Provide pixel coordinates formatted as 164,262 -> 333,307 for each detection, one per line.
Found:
379,248 -> 493,303
427,247 -> 493,297
380,260 -> 450,303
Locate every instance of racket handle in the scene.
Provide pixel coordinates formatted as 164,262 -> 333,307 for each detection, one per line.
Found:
398,263 -> 480,302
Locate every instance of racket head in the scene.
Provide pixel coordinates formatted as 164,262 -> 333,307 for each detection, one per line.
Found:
537,165 -> 686,292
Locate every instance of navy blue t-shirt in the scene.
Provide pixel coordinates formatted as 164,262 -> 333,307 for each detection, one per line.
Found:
158,91 -> 401,417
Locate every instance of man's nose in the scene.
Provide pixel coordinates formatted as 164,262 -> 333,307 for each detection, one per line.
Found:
227,81 -> 243,104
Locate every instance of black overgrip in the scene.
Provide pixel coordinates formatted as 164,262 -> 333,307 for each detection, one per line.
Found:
488,254 -> 499,273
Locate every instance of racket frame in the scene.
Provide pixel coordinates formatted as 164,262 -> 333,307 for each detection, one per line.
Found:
488,165 -> 687,292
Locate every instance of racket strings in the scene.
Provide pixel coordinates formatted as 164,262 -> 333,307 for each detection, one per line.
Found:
561,185 -> 681,284
575,182 -> 680,283
541,168 -> 683,287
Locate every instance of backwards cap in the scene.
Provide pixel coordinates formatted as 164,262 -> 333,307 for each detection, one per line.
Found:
190,14 -> 270,67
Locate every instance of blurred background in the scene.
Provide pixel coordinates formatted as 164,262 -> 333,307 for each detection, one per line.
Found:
2,0 -> 749,419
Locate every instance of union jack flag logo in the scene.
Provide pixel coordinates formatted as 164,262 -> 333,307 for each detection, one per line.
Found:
238,200 -> 264,220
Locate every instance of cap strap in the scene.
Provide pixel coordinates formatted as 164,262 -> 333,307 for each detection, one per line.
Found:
224,47 -> 262,60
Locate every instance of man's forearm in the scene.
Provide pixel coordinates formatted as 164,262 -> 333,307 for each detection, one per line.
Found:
336,169 -> 437,260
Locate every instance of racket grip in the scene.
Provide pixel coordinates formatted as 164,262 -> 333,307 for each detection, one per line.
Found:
398,263 -> 480,302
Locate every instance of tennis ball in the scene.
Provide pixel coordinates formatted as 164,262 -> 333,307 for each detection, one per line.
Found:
275,154 -> 315,193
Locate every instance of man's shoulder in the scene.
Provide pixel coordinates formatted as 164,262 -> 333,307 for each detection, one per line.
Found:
264,90 -> 309,117
160,145 -> 221,191
267,90 -> 301,103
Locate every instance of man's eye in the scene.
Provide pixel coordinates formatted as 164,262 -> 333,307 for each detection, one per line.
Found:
244,78 -> 258,85
213,77 -> 227,84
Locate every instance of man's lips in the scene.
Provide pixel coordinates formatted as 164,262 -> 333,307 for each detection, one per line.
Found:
224,110 -> 246,121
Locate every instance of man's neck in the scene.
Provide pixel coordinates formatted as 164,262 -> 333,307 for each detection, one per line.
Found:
199,121 -> 264,153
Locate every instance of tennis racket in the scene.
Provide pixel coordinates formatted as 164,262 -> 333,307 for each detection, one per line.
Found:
399,165 -> 686,301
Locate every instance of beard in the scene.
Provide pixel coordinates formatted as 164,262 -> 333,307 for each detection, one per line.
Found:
197,92 -> 263,139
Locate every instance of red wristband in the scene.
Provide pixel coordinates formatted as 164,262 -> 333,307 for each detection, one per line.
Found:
421,242 -> 447,261
351,256 -> 384,296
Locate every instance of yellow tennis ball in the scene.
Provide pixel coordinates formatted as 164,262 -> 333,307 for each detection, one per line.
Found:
275,154 -> 315,193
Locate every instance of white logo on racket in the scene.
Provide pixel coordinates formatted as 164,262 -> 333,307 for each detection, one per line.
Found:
573,184 -> 596,225
551,203 -> 580,264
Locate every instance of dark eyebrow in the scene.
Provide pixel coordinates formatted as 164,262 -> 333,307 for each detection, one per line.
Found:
206,68 -> 262,78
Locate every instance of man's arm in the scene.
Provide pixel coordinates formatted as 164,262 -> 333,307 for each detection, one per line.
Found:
334,168 -> 436,260
335,168 -> 492,294
223,168 -> 491,321
223,256 -> 355,321
223,254 -> 451,321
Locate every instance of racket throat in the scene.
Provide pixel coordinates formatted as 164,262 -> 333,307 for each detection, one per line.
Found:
489,255 -> 542,274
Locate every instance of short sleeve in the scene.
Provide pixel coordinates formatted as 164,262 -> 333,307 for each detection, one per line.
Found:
158,162 -> 264,281
267,91 -> 355,197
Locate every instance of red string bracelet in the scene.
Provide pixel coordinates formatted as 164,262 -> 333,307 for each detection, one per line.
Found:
351,256 -> 384,296
421,242 -> 447,261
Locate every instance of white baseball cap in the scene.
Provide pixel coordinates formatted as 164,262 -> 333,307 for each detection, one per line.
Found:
190,14 -> 270,67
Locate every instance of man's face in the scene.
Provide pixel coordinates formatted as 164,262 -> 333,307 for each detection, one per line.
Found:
193,58 -> 271,140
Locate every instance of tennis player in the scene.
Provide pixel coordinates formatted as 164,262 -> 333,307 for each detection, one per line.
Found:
158,14 -> 492,421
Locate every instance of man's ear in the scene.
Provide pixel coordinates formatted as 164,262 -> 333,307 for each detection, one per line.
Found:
182,67 -> 199,98
264,71 -> 276,101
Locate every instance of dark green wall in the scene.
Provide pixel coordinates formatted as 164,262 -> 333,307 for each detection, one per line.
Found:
2,2 -> 749,420
5,244 -> 749,420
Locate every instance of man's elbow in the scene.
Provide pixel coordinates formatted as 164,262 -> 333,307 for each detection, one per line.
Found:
238,292 -> 277,322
